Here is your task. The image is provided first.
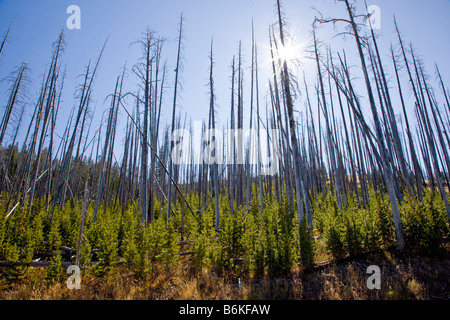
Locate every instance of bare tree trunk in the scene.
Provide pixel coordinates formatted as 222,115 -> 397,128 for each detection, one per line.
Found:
167,14 -> 184,224
0,64 -> 28,147
76,176 -> 90,267
208,39 -> 220,232
276,0 -> 311,228
0,20 -> 12,58
313,26 -> 342,211
390,45 -> 423,200
229,56 -> 236,217
254,38 -> 264,217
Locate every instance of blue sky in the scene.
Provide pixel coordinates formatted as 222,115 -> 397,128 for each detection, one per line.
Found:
0,0 -> 449,158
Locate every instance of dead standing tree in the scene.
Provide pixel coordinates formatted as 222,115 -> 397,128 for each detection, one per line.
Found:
275,0 -> 312,229
312,24 -> 343,211
131,28 -> 165,225
0,63 -> 28,195
53,39 -> 106,219
208,39 -> 220,232
0,63 -> 28,148
394,18 -> 450,221
0,20 -> 12,62
315,0 -> 405,249
28,32 -> 64,213
167,14 -> 184,224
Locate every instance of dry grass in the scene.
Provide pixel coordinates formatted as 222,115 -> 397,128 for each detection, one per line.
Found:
0,265 -> 242,300
296,251 -> 449,300
1,249 -> 448,300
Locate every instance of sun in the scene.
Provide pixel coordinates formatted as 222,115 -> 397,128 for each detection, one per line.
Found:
277,41 -> 301,63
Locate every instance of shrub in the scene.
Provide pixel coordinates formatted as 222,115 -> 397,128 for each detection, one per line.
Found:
325,220 -> 346,259
299,219 -> 315,267
46,219 -> 64,282
401,190 -> 450,256
343,211 -> 364,256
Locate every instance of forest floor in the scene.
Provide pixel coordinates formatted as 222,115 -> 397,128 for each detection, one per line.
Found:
1,246 -> 448,300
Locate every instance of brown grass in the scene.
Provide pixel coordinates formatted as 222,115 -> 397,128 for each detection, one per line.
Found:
1,249 -> 448,300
